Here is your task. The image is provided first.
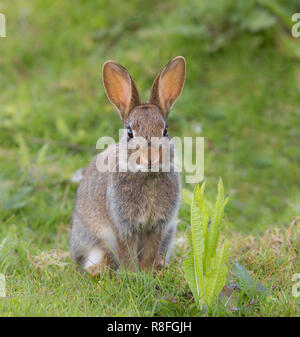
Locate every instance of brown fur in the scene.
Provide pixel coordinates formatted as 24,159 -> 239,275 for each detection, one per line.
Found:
69,56 -> 186,275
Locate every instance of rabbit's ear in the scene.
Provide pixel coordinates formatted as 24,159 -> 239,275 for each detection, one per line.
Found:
102,61 -> 140,121
149,56 -> 185,118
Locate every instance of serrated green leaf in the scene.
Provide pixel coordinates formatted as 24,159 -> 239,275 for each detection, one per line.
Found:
190,184 -> 205,296
183,179 -> 230,308
205,178 -> 228,271
204,241 -> 229,306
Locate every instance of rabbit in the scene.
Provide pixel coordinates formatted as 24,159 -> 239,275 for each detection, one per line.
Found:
69,56 -> 186,276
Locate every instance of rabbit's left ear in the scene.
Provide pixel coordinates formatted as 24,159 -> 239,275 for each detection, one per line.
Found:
149,56 -> 186,118
102,60 -> 140,121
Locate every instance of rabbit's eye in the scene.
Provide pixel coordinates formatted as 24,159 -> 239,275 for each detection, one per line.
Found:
127,126 -> 133,139
163,125 -> 168,137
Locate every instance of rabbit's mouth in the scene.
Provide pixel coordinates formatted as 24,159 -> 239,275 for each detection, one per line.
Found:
129,161 -> 174,173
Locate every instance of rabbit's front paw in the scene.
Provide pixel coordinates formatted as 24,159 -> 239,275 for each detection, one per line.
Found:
154,255 -> 169,273
87,263 -> 106,277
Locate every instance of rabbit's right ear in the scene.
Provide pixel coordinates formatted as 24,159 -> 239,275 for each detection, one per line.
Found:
149,56 -> 186,119
102,61 -> 140,121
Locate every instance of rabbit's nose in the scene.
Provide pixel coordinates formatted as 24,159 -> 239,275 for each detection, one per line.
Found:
149,146 -> 160,166
140,146 -> 160,167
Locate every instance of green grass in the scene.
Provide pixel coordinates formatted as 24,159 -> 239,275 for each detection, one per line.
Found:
0,0 -> 299,316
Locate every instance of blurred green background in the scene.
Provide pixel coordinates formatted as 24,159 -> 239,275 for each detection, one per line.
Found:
0,0 -> 299,241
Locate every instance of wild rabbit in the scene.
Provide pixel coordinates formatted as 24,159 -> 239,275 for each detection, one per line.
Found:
69,56 -> 186,275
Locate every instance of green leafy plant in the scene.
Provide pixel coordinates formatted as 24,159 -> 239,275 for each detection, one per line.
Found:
183,179 -> 230,308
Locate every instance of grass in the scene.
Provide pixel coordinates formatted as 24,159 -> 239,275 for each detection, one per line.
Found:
0,220 -> 298,316
0,0 -> 299,316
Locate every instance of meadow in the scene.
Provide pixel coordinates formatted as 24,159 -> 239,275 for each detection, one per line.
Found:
0,0 -> 299,316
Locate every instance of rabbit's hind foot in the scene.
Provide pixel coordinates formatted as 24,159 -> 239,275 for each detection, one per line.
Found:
84,247 -> 115,277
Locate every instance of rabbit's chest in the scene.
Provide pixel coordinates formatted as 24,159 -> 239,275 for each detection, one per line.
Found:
108,173 -> 180,235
